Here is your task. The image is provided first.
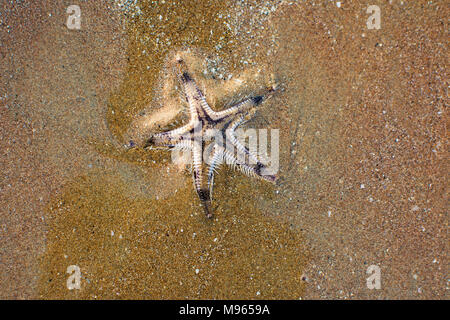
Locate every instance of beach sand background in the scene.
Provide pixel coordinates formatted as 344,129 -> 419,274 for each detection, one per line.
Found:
0,0 -> 446,299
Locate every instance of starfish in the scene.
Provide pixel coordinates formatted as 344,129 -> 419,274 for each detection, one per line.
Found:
132,57 -> 276,218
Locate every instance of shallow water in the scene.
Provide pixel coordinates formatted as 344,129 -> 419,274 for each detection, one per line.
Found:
0,1 -> 446,299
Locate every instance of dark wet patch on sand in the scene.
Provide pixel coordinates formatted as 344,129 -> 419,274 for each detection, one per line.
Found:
38,171 -> 309,299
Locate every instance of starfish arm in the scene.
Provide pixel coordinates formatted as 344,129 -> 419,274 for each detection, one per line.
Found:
175,58 -> 219,122
220,145 -> 276,183
191,140 -> 213,218
207,144 -> 224,200
179,72 -> 223,122
179,73 -> 200,122
214,84 -> 277,120
144,121 -> 194,147
212,95 -> 264,120
192,140 -> 203,187
226,115 -> 261,165
169,139 -> 193,150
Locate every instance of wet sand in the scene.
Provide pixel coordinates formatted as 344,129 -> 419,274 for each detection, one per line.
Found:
0,0 -> 447,299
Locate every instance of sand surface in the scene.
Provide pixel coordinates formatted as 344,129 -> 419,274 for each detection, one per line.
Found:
0,0 -> 447,299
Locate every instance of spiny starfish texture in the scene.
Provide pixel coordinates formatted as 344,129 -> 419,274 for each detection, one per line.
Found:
133,57 -> 276,218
